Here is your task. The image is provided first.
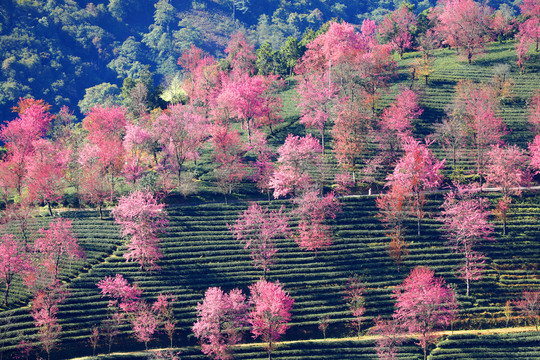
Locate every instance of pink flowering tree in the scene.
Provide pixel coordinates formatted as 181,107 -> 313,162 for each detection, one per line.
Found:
154,104 -> 208,186
453,81 -> 507,178
293,189 -> 341,254
431,0 -> 493,64
386,137 -> 444,236
485,145 -> 530,235
193,287 -> 249,360
26,139 -> 68,216
296,72 -> 338,152
31,280 -> 68,360
82,105 -> 127,201
210,124 -> 247,203
370,316 -> 405,360
343,275 -> 366,338
440,184 -> 494,296
131,301 -> 160,350
0,100 -> 53,197
379,5 -> 417,58
377,89 -> 423,162
530,135 -> 540,172
269,134 -> 324,198
248,279 -> 294,360
34,218 -> 85,281
392,267 -> 458,360
152,293 -> 177,348
112,190 -> 168,271
516,0 -> 540,72
217,74 -> 281,142
230,203 -> 289,278
515,290 -> 540,331
528,91 -> 540,135
0,234 -> 30,306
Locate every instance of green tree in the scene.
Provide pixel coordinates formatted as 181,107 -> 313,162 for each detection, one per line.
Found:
78,82 -> 121,115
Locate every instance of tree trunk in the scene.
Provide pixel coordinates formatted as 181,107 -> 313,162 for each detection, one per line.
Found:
4,282 -> 9,307
99,205 -> 103,220
47,201 -> 53,217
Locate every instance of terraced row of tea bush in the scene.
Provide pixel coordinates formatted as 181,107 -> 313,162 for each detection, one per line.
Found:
0,190 -> 538,359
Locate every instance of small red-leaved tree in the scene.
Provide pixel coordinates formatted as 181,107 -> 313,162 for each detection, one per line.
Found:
376,182 -> 410,272
293,189 -> 341,255
392,267 -> 458,360
249,279 -> 294,360
34,218 -> 85,281
193,287 -> 249,360
230,203 -> 289,278
112,190 -> 169,271
0,234 -> 30,306
343,274 -> 366,338
386,137 -> 444,236
440,184 -> 494,296
515,290 -> 540,331
485,145 -> 530,235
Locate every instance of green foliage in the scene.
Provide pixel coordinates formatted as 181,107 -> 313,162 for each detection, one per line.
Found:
78,82 -> 121,115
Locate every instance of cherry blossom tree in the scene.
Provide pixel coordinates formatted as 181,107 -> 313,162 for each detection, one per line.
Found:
392,267 -> 458,360
132,301 -> 159,350
154,104 -> 208,186
230,203 -> 289,277
431,0 -> 493,64
379,5 -> 417,58
26,139 -> 67,216
296,72 -> 337,152
112,190 -> 169,271
31,280 -> 68,360
440,185 -> 494,295
296,21 -> 365,84
97,274 -> 143,312
248,279 -> 294,360
90,326 -> 100,356
529,134 -> 540,172
269,134 -> 323,198
0,100 -> 53,197
210,124 -> 247,203
244,131 -> 275,200
225,31 -> 256,77
376,182 -> 410,240
0,234 -> 30,306
82,105 -> 127,200
34,218 -> 84,281
78,144 -> 111,220
386,137 -> 444,236
343,275 -> 366,338
152,293 -> 177,348
331,99 -> 372,181
370,316 -> 405,360
193,287 -> 248,360
217,74 -> 281,142
515,289 -> 540,331
293,189 -> 341,254
485,145 -> 530,235
377,89 -> 423,162
516,0 -> 540,72
528,91 -> 540,135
